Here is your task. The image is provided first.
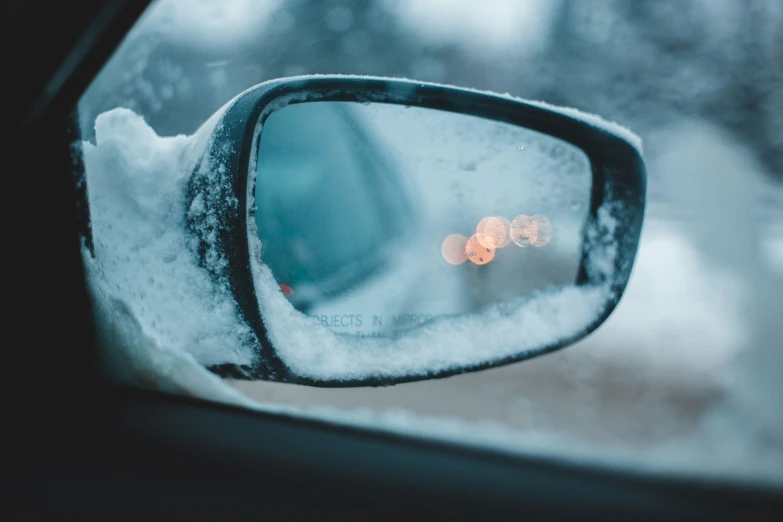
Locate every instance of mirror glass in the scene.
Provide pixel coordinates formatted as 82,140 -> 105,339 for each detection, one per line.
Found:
253,101 -> 591,339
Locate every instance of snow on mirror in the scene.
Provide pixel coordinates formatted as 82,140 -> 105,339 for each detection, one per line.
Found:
81,77 -> 643,386
249,101 -> 605,380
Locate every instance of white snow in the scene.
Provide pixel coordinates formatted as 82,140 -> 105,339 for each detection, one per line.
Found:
81,77 -> 782,486
87,264 -> 258,407
252,256 -> 610,380
243,92 -> 629,381
83,105 -> 257,368
82,76 -> 642,380
524,99 -> 644,154
250,74 -> 645,153
233,216 -> 783,485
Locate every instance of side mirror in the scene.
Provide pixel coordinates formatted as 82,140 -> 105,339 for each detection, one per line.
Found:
187,76 -> 646,386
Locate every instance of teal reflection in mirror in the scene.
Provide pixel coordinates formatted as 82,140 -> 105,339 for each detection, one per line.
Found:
254,102 -> 591,338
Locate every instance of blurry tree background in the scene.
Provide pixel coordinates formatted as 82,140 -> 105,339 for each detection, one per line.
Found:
81,0 -> 782,181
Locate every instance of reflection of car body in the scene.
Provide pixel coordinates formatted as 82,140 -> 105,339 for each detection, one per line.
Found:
254,102 -> 414,312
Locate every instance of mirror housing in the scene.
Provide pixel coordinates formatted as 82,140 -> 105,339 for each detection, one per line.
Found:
187,76 -> 646,386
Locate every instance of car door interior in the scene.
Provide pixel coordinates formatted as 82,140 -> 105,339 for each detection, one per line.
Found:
4,1 -> 781,521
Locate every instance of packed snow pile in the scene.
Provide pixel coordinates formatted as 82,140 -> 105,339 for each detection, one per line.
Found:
251,258 -> 609,380
83,107 -> 258,369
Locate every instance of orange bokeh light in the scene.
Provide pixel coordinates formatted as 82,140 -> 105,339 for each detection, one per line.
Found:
510,214 -> 552,247
441,234 -> 469,265
477,216 -> 511,249
466,234 -> 495,265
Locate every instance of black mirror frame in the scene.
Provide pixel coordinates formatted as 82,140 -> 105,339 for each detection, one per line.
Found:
186,75 -> 646,387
